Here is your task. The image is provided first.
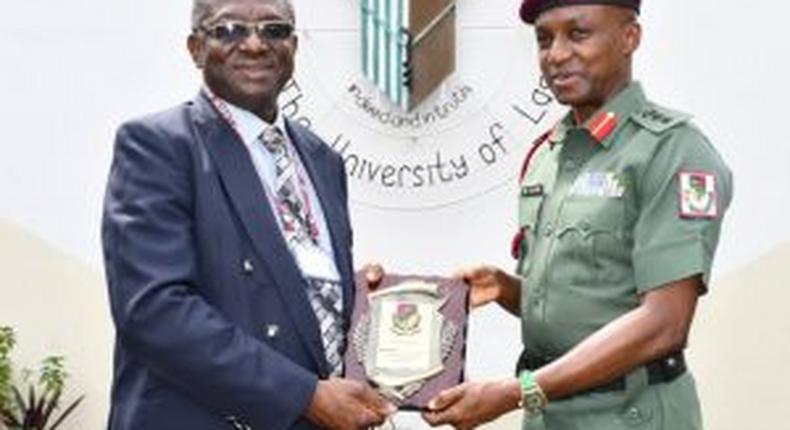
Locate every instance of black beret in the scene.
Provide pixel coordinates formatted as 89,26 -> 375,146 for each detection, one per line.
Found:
520,0 -> 641,24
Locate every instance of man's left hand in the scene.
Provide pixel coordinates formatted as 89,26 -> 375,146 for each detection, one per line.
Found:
359,262 -> 385,290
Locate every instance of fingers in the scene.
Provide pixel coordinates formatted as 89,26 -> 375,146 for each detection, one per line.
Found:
423,383 -> 475,427
454,264 -> 497,282
307,379 -> 395,430
345,380 -> 395,429
360,262 -> 385,290
453,265 -> 485,282
357,406 -> 388,428
422,405 -> 458,428
358,383 -> 396,417
427,385 -> 465,412
452,267 -> 471,281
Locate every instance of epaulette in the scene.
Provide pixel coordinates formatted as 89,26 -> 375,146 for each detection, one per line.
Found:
631,104 -> 692,134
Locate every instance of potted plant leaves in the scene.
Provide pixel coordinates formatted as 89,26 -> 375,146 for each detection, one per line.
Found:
0,326 -> 84,430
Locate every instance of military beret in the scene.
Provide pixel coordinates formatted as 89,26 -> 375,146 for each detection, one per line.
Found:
520,0 -> 641,24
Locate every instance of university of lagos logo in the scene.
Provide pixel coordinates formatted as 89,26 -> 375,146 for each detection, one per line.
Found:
282,0 -> 562,210
391,302 -> 422,336
360,0 -> 456,111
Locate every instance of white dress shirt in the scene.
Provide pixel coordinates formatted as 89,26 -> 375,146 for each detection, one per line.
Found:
212,94 -> 341,283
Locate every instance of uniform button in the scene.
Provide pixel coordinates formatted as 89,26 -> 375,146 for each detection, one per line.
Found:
544,223 -> 554,237
225,416 -> 250,430
564,160 -> 577,171
579,220 -> 592,232
242,259 -> 254,275
265,324 -> 280,338
667,357 -> 677,367
627,407 -> 642,421
531,288 -> 543,307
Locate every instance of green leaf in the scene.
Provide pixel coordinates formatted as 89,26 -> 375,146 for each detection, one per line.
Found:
20,385 -> 39,429
0,327 -> 15,357
26,385 -> 34,417
29,389 -> 48,428
0,362 -> 12,411
39,358 -> 66,396
40,390 -> 61,426
0,327 -> 14,412
1,404 -> 22,427
47,395 -> 83,430
11,386 -> 26,413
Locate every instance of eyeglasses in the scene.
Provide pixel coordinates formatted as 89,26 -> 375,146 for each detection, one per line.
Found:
197,20 -> 295,44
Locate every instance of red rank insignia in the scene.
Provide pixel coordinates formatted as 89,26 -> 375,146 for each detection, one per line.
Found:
587,112 -> 617,143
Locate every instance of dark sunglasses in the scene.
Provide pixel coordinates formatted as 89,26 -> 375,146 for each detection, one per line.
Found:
198,20 -> 295,44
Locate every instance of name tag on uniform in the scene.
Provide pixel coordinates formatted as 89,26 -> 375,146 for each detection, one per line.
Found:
521,184 -> 544,197
571,172 -> 626,198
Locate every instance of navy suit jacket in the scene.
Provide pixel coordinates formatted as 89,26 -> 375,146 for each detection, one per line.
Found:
102,92 -> 355,430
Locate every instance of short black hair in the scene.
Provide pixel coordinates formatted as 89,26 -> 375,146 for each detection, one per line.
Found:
191,0 -> 295,29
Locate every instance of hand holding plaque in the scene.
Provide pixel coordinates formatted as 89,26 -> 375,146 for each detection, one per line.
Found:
344,273 -> 469,410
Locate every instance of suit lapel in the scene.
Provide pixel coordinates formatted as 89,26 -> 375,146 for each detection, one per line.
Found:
190,93 -> 329,374
286,120 -> 355,322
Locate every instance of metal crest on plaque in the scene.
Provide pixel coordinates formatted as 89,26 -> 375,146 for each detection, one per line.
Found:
346,274 -> 468,409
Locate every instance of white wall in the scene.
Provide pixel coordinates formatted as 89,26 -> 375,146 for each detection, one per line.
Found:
1,0 -> 788,429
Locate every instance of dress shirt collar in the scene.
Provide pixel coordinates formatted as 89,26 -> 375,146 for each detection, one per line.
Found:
203,86 -> 287,147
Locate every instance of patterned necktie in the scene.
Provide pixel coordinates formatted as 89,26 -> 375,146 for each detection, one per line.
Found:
259,126 -> 318,245
259,126 -> 345,375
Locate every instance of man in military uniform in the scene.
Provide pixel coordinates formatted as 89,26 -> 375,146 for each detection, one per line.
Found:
422,1 -> 732,429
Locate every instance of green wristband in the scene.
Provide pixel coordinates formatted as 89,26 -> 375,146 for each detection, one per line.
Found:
518,370 -> 547,416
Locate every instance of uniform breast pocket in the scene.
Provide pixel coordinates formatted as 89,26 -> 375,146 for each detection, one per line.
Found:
553,197 -> 627,285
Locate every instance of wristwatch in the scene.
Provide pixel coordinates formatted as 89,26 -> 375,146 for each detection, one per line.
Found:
518,370 -> 548,417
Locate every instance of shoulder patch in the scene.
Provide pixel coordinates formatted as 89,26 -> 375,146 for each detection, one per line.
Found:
631,104 -> 692,134
678,171 -> 718,219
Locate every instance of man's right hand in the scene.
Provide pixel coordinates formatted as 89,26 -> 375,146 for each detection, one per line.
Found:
304,378 -> 395,430
455,265 -> 521,315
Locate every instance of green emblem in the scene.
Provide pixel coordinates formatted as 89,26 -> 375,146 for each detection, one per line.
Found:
680,171 -> 717,218
391,302 -> 422,336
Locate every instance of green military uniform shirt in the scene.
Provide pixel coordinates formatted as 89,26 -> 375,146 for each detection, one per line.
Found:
516,82 -> 732,429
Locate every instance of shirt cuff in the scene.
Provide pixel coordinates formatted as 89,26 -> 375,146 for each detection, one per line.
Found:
633,234 -> 711,294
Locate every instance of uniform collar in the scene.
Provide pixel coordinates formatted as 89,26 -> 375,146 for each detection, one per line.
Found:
549,81 -> 647,148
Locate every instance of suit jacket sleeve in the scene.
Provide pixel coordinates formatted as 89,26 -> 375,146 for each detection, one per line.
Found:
102,117 -> 318,429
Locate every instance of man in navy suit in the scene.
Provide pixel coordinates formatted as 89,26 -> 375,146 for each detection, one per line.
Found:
101,0 -> 393,428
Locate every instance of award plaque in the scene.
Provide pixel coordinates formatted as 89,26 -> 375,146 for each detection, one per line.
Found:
345,273 -> 469,410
